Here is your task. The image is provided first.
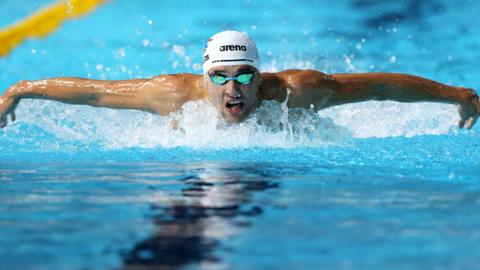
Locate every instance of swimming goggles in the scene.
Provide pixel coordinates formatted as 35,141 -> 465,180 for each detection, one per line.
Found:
209,72 -> 254,85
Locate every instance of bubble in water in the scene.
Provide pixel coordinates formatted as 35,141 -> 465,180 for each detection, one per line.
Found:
192,63 -> 201,70
172,45 -> 185,56
116,48 -> 126,58
142,39 -> 150,46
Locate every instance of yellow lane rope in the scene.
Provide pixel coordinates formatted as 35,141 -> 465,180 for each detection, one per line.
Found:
0,0 -> 108,57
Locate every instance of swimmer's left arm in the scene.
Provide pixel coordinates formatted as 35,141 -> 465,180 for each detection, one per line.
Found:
328,73 -> 479,129
277,70 -> 479,129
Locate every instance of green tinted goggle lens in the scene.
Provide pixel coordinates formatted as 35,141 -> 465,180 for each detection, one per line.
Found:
210,73 -> 254,85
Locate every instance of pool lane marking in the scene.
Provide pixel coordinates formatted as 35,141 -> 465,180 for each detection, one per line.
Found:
0,0 -> 108,57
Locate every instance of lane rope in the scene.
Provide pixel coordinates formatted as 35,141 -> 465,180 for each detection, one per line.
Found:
0,0 -> 107,57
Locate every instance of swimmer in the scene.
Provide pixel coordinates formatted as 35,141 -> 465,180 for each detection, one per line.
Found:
0,30 -> 479,128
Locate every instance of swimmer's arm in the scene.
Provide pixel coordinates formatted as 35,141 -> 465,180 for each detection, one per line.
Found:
327,73 -> 480,128
0,75 -> 201,127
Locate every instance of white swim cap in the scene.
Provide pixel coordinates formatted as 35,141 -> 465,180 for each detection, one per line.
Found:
203,30 -> 259,74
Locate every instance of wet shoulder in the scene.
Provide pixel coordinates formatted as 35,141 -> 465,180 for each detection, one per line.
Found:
259,70 -> 337,102
151,73 -> 205,100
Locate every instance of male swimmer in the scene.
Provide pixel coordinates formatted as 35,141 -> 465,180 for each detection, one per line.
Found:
0,30 -> 479,128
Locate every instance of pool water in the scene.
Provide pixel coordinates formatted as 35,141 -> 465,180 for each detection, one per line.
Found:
1,0 -> 480,269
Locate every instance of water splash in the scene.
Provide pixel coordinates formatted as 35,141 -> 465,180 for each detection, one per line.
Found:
318,101 -> 459,138
0,96 -> 462,151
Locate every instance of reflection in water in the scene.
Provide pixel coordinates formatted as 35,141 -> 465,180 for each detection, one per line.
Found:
121,164 -> 280,269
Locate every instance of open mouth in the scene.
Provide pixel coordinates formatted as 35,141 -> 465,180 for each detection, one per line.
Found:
225,100 -> 244,113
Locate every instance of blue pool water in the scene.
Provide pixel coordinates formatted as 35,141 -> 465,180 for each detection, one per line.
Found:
1,0 -> 480,269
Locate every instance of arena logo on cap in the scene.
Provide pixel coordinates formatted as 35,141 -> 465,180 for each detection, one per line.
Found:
219,45 -> 247,52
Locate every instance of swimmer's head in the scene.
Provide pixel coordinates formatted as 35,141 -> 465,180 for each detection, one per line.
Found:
203,30 -> 259,74
204,64 -> 261,123
203,31 -> 261,123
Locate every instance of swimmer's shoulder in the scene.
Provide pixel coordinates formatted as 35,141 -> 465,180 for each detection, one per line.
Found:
259,69 -> 338,101
138,73 -> 205,115
150,73 -> 206,100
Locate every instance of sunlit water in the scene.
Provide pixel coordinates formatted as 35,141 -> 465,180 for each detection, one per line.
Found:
1,0 -> 479,269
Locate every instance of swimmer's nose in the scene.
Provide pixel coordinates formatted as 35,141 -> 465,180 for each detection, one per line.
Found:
224,80 -> 241,97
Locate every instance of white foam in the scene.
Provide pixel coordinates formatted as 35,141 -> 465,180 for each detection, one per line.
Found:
8,95 -> 460,150
318,101 -> 458,138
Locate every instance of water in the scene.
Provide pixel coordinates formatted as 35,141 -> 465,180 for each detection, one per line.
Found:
1,0 -> 480,269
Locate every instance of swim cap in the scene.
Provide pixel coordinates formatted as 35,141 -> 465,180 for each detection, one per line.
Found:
203,30 -> 259,74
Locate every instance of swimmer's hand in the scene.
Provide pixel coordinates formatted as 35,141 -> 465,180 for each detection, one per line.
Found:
458,88 -> 480,129
0,82 -> 23,128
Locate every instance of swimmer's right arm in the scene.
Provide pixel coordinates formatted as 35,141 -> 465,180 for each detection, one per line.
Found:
0,74 -> 203,128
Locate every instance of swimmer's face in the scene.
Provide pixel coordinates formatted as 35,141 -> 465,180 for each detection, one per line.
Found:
204,65 -> 261,123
